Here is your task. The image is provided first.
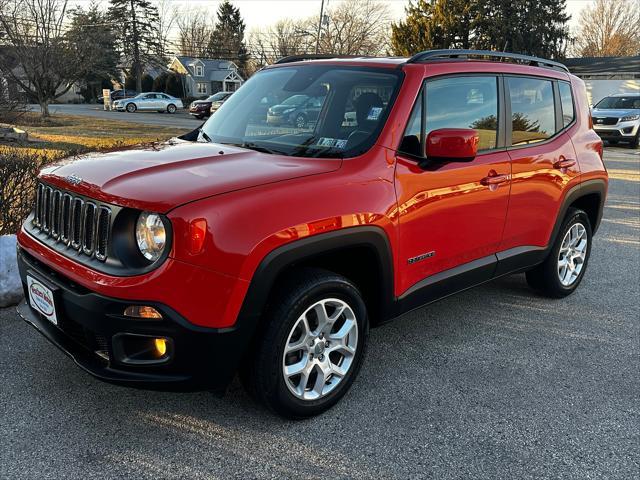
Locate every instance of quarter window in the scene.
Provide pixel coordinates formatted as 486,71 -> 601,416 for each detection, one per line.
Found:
399,92 -> 422,156
558,82 -> 575,127
425,76 -> 499,151
508,77 -> 556,145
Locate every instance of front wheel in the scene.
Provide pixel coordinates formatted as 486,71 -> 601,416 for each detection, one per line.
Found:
293,113 -> 307,129
241,268 -> 368,419
630,132 -> 640,149
526,208 -> 592,298
125,103 -> 136,113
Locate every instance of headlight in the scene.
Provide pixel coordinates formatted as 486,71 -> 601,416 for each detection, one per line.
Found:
621,114 -> 639,122
135,212 -> 166,262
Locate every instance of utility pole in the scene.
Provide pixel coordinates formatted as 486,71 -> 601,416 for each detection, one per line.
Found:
315,0 -> 325,54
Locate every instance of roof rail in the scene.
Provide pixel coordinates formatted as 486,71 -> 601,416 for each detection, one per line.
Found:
274,54 -> 364,65
406,49 -> 569,72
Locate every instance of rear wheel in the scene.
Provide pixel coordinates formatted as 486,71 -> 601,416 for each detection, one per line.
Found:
526,208 -> 592,298
240,268 -> 368,419
125,103 -> 136,113
167,104 -> 177,114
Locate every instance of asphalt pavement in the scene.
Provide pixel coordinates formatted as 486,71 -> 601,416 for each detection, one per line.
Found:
26,103 -> 203,129
1,147 -> 638,479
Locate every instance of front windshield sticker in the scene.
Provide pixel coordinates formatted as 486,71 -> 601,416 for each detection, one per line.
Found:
367,107 -> 383,121
318,137 -> 348,149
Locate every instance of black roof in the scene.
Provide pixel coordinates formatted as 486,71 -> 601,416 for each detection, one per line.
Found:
563,56 -> 640,74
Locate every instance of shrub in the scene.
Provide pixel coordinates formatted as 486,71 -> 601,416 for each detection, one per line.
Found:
0,149 -> 56,235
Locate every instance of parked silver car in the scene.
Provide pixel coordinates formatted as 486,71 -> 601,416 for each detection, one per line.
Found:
113,92 -> 184,114
591,93 -> 640,148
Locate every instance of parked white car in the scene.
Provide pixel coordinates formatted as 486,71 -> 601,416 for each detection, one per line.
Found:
113,92 -> 183,113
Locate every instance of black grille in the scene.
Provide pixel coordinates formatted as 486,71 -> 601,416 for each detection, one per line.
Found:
593,117 -> 618,126
32,183 -> 112,262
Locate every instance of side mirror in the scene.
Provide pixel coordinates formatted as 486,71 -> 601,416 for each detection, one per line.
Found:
424,128 -> 479,163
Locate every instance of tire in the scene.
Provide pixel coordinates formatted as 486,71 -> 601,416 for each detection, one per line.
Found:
167,104 -> 177,114
630,132 -> 640,149
526,208 -> 592,298
293,113 -> 307,129
125,103 -> 136,113
240,268 -> 369,419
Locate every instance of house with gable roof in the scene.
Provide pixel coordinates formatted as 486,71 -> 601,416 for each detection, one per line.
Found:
168,56 -> 244,98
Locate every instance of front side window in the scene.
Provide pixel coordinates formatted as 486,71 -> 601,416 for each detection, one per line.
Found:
424,76 -> 499,151
558,82 -> 575,127
508,77 -> 556,145
200,66 -> 402,158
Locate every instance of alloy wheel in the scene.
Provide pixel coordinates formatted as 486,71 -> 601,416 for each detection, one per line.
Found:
282,298 -> 358,401
557,222 -> 588,286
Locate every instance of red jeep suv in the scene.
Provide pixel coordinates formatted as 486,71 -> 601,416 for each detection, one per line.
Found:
17,50 -> 607,418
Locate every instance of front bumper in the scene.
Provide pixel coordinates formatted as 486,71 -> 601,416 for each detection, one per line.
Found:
594,121 -> 639,141
16,248 -> 251,391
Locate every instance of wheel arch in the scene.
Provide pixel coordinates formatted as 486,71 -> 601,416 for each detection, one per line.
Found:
237,226 -> 395,331
551,179 -> 607,245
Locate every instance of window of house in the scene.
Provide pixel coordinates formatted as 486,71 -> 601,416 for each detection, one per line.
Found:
425,76 -> 499,151
558,82 -> 575,128
196,83 -> 207,94
508,77 -> 556,145
195,65 -> 204,77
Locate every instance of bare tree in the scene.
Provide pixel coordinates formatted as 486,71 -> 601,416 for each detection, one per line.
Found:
155,0 -> 177,60
0,0 -> 94,117
571,0 -> 640,57
319,0 -> 391,55
176,8 -> 213,57
248,19 -> 315,70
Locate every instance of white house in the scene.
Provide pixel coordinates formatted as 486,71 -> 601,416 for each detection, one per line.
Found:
564,56 -> 640,105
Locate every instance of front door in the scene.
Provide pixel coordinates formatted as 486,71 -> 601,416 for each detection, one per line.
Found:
395,75 -> 511,295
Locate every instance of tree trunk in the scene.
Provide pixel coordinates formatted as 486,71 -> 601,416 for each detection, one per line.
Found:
39,100 -> 50,118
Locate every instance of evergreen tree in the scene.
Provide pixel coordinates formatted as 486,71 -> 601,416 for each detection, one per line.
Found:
391,0 -> 570,58
206,1 -> 248,75
66,5 -> 119,101
109,0 -> 160,92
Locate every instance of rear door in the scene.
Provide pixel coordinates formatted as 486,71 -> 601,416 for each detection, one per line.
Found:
499,76 -> 580,254
395,74 -> 512,295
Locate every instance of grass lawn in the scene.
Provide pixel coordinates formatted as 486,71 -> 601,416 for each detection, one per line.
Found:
0,112 -> 188,159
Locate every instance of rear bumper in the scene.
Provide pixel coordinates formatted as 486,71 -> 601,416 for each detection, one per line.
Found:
16,248 -> 252,391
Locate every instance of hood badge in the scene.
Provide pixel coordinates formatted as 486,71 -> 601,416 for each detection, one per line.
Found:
65,174 -> 83,185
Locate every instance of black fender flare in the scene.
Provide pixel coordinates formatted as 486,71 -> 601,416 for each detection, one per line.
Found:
236,226 -> 395,331
549,178 -> 607,246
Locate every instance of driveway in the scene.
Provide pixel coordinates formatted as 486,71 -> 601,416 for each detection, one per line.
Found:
0,148 -> 638,479
27,104 -> 203,130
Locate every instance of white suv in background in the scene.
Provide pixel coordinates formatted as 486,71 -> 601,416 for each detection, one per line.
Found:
591,93 -> 640,148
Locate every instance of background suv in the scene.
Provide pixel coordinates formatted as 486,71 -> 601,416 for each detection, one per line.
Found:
17,50 -> 607,419
591,93 -> 640,148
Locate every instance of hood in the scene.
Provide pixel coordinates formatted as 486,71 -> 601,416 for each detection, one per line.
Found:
40,141 -> 341,213
269,104 -> 299,114
591,108 -> 640,117
191,100 -> 211,106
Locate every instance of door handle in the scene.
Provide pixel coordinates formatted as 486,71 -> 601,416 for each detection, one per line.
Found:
554,159 -> 576,170
480,173 -> 510,186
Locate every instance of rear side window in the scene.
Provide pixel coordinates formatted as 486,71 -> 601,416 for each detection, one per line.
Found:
508,77 -> 556,145
425,76 -> 499,151
558,82 -> 575,127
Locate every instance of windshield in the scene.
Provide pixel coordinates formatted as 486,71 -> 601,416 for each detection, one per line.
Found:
594,96 -> 640,110
209,92 -> 228,101
199,65 -> 402,158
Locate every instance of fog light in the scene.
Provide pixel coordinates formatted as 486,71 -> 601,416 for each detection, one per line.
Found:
154,338 -> 167,356
124,305 -> 162,319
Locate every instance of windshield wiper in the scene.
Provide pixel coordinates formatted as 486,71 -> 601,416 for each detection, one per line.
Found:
224,142 -> 286,155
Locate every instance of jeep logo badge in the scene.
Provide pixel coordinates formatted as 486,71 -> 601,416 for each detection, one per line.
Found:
65,174 -> 82,185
